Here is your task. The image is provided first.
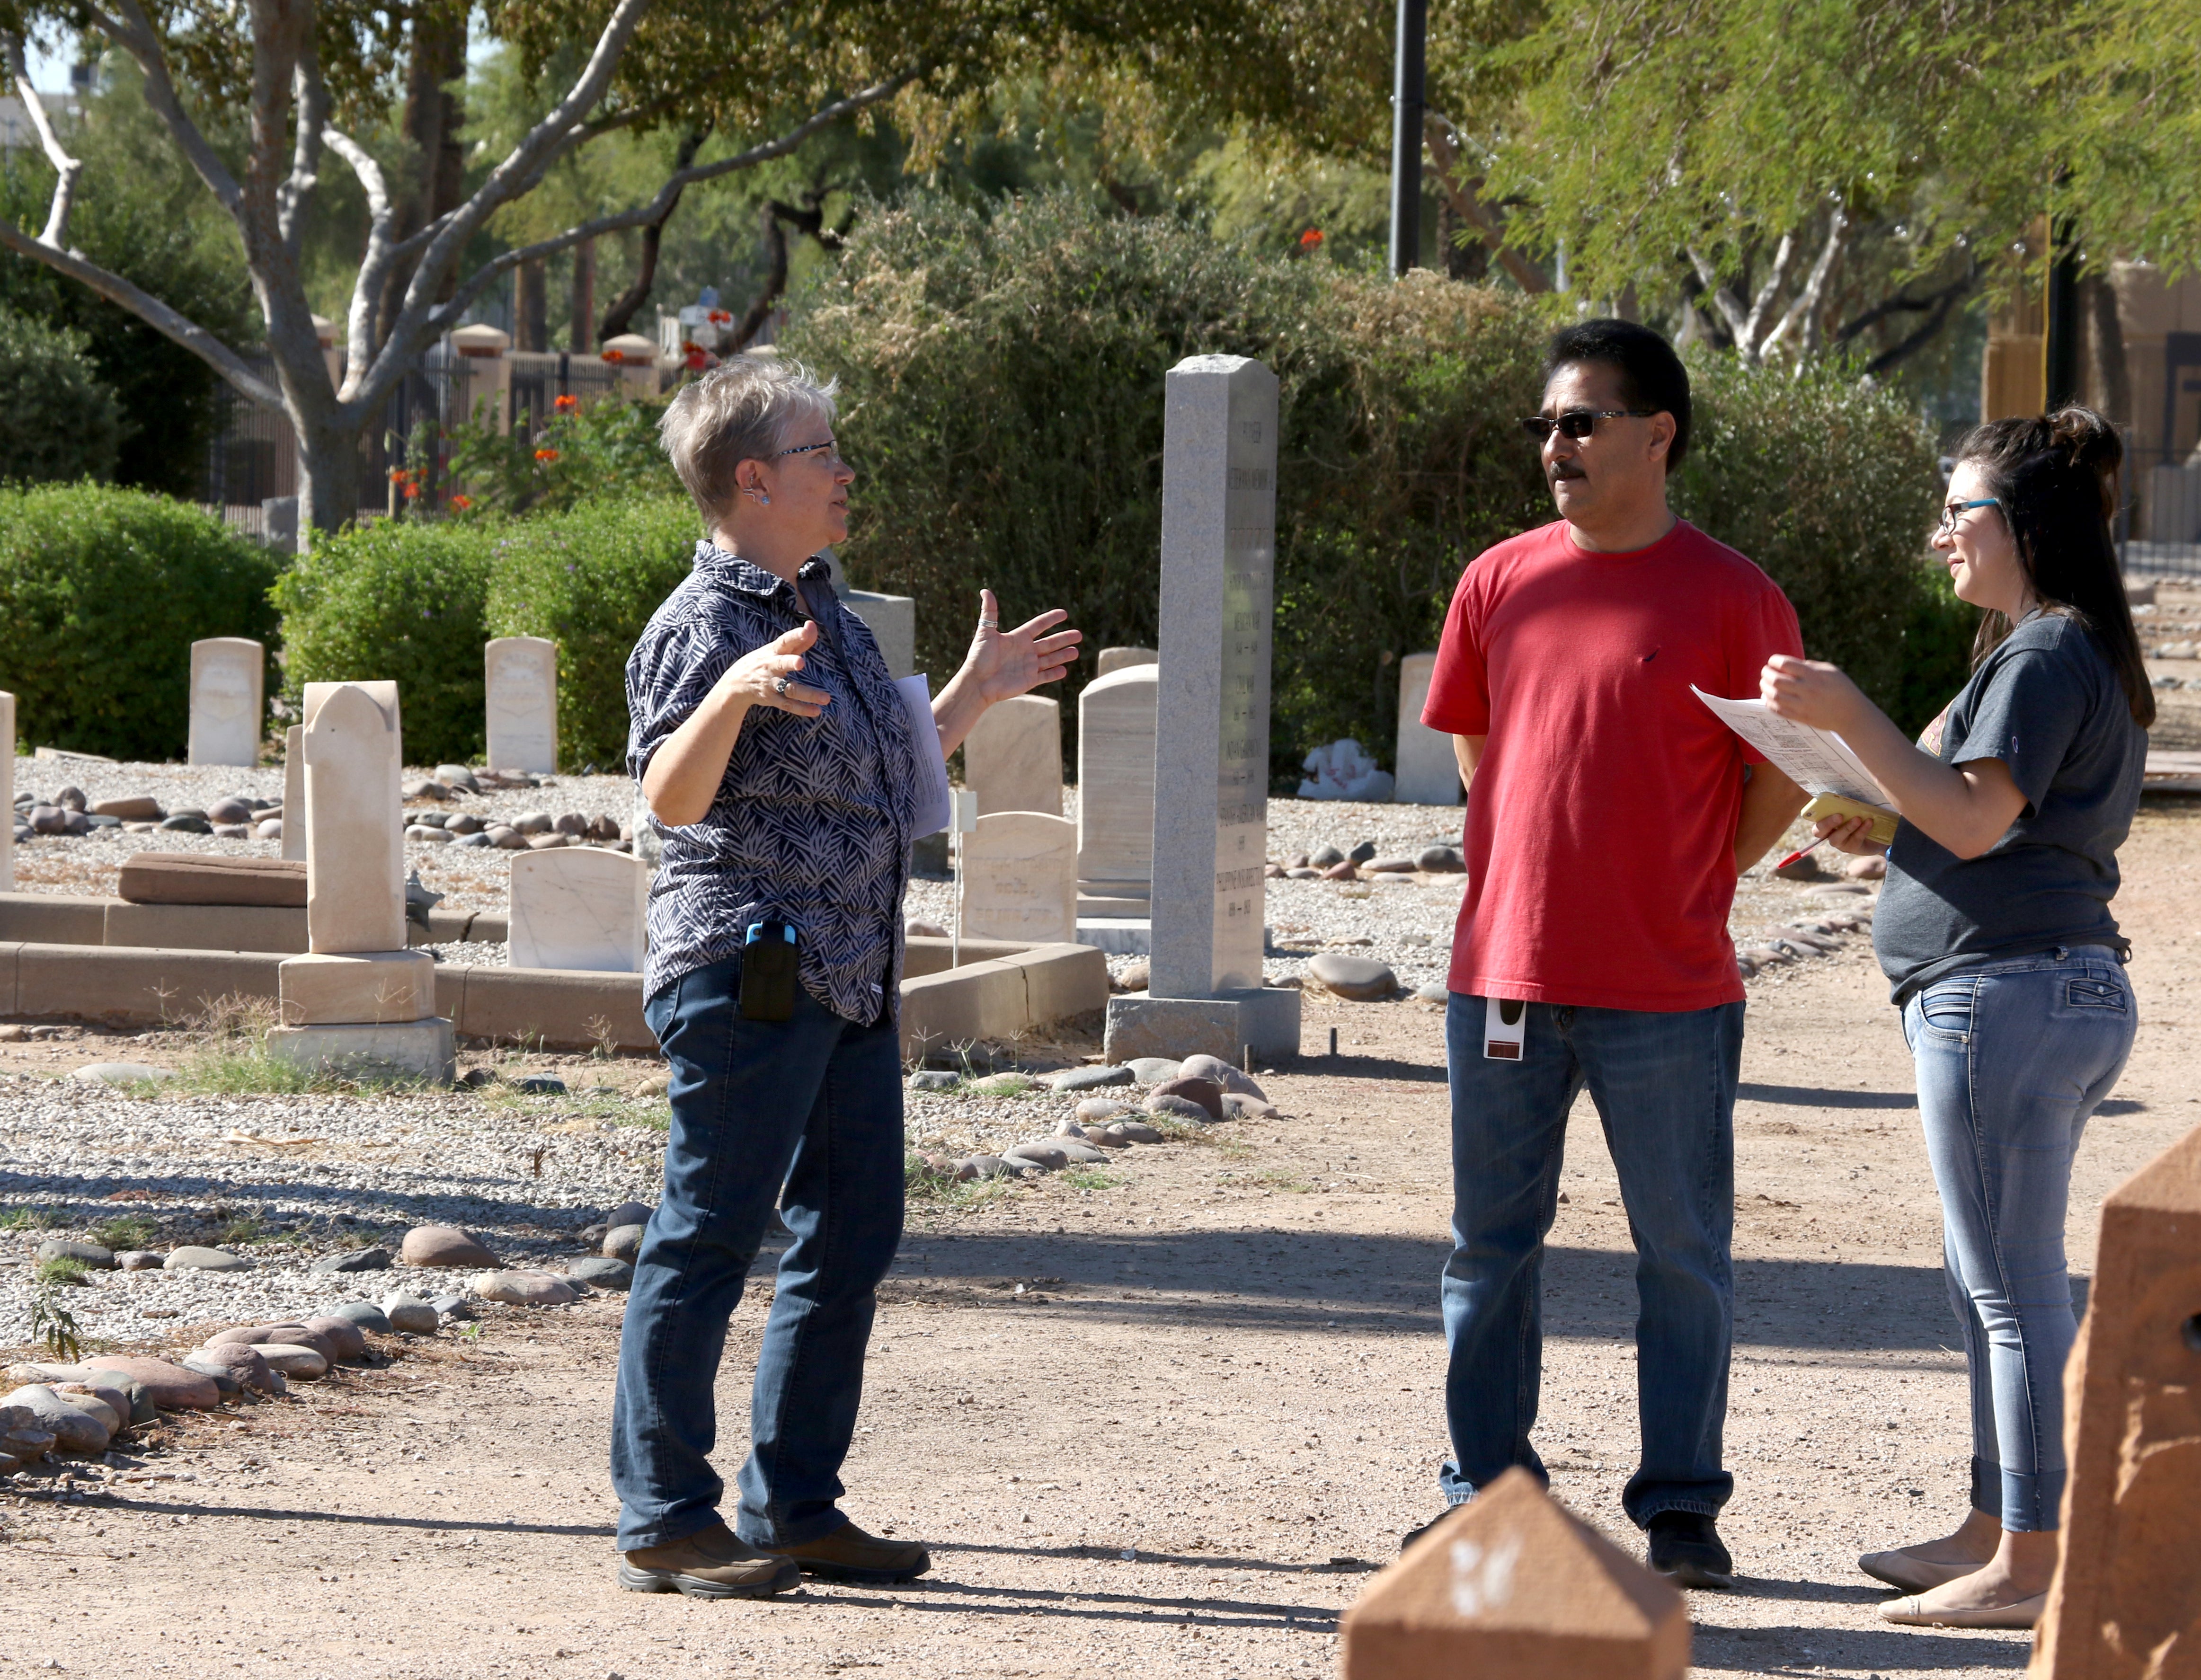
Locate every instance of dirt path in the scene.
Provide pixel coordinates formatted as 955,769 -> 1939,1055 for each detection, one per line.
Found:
7,805 -> 2199,1679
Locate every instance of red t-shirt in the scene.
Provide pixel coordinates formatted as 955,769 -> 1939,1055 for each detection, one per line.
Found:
1423,517 -> 1804,1011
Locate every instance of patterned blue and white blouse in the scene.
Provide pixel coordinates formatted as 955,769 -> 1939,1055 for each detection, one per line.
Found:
625,540 -> 923,1019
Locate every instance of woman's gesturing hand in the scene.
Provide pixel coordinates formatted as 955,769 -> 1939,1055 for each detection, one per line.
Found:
719,620 -> 832,719
1812,812 -> 1884,857
1761,654 -> 1868,734
962,587 -> 1083,704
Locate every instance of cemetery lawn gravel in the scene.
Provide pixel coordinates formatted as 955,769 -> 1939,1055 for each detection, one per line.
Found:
4,804 -> 2199,1676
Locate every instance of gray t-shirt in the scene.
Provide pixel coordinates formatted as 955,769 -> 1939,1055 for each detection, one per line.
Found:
1874,611 -> 2146,1003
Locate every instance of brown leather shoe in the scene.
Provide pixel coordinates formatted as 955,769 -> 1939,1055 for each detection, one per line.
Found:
759,1520 -> 930,1584
619,1522 -> 802,1600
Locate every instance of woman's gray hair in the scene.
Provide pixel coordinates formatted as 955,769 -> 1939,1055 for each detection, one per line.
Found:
658,352 -> 838,524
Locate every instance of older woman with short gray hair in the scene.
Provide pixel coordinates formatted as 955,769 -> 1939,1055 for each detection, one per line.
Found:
612,354 -> 1080,1599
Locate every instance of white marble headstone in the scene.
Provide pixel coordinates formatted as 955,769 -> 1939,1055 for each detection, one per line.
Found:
1394,652 -> 1462,805
281,724 -> 305,862
1149,355 -> 1275,998
188,638 -> 264,768
959,812 -> 1078,944
509,848 -> 649,973
302,681 -> 405,955
1076,665 -> 1157,901
963,694 -> 1062,817
485,637 -> 558,774
1096,646 -> 1158,678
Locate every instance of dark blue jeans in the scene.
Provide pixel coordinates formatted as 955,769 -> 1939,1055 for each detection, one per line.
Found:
1441,992 -> 1742,1527
1905,946 -> 2135,1531
612,957 -> 905,1551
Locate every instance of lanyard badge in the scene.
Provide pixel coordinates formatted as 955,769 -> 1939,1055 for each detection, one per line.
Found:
1484,997 -> 1526,1061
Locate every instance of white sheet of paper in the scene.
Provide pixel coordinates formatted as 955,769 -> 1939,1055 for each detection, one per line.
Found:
1691,686 -> 1894,810
896,674 -> 953,837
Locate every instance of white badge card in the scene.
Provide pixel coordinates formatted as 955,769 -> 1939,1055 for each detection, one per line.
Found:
1485,996 -> 1527,1061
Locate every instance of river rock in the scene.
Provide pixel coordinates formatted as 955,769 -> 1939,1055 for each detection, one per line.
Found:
310,1247 -> 391,1273
604,1201 -> 652,1231
301,1316 -> 368,1362
3,1424 -> 55,1463
1309,844 -> 1346,868
381,1295 -> 439,1334
960,1155 -> 1010,1180
81,1356 -> 220,1411
566,1256 -> 634,1291
430,1293 -> 477,1321
399,1225 -> 499,1268
1056,1140 -> 1112,1164
1364,856 -> 1417,873
475,1270 -> 578,1307
603,1224 -> 645,1263
1125,1057 -> 1182,1086
36,1238 -> 115,1270
1084,1127 -> 1132,1148
1307,952 -> 1397,1000
325,1300 -> 393,1335
164,1245 -> 253,1272
1002,1141 -> 1068,1172
1220,1093 -> 1281,1120
5,1386 -> 110,1453
51,1388 -> 124,1436
183,1344 -> 277,1395
908,1069 -> 958,1091
254,1344 -> 329,1379
1149,1076 -> 1224,1118
1417,844 -> 1465,872
1076,1096 -> 1134,1123
1177,1054 -> 1267,1100
209,1324 -> 336,1362
72,1062 -> 175,1086
116,1250 -> 164,1271
178,1358 -> 243,1399
1053,1064 -> 1134,1092
1145,1094 -> 1212,1123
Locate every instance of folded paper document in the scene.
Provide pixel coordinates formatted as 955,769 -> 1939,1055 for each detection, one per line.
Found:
1692,687 -> 1900,845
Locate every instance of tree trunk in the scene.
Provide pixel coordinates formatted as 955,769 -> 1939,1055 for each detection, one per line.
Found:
374,4 -> 470,353
295,421 -> 362,542
729,206 -> 791,349
599,129 -> 709,344
515,259 -> 548,353
2080,271 -> 2132,429
569,237 -> 597,352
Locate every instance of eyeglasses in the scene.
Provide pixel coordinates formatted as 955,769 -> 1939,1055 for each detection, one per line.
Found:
1519,408 -> 1657,443
774,439 -> 851,469
1937,497 -> 2000,535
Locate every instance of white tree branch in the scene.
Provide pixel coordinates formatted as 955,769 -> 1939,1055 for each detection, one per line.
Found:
80,0 -> 243,213
321,124 -> 392,393
0,220 -> 281,407
370,0 -> 655,377
5,36 -> 82,247
279,45 -> 328,253
1737,232 -> 1794,354
1760,201 -> 1847,361
1686,247 -> 1750,340
413,64 -> 921,369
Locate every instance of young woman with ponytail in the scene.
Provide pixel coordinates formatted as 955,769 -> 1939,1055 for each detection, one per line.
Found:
1759,407 -> 2149,1630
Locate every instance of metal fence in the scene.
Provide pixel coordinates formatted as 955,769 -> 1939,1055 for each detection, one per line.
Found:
2121,444 -> 2201,579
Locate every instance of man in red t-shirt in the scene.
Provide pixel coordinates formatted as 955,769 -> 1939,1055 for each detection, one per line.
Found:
1411,320 -> 1806,1587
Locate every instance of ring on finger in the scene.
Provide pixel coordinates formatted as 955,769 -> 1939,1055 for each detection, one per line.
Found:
772,675 -> 791,697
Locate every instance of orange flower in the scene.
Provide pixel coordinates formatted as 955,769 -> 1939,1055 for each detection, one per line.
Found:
450,493 -> 473,510
534,447 -> 560,462
602,348 -> 626,364
708,309 -> 731,324
401,481 -> 421,499
1299,228 -> 1325,249
553,394 -> 578,414
387,467 -> 408,483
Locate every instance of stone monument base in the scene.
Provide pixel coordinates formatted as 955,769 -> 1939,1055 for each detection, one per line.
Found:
1076,918 -> 1151,955
1076,890 -> 1152,918
266,1017 -> 456,1084
1104,988 -> 1300,1064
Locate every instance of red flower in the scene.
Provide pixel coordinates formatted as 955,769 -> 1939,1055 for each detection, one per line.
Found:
401,481 -> 421,499
683,343 -> 709,371
387,467 -> 408,483
707,309 -> 731,324
553,394 -> 579,414
450,493 -> 473,510
534,447 -> 560,462
602,348 -> 626,364
1299,228 -> 1325,249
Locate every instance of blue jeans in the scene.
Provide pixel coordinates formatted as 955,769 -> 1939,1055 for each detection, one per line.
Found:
1904,946 -> 2135,1533
612,957 -> 905,1551
1441,993 -> 1742,1527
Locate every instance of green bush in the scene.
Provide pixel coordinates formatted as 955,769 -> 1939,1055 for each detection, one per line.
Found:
0,305 -> 122,484
485,497 -> 703,769
0,485 -> 278,759
271,519 -> 498,765
778,190 -> 1551,777
1673,353 -> 1954,733
1890,561 -> 1982,741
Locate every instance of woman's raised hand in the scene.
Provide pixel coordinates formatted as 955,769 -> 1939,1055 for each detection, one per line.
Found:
1761,654 -> 1868,734
720,621 -> 832,719
962,587 -> 1083,703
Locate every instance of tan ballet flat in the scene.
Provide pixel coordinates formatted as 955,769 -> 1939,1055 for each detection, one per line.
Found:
1858,1549 -> 1989,1593
1880,1589 -> 2047,1629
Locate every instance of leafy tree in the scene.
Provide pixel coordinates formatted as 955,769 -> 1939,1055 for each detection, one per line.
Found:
0,303 -> 121,482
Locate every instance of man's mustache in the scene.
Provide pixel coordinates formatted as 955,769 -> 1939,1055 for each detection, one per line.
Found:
1548,462 -> 1587,482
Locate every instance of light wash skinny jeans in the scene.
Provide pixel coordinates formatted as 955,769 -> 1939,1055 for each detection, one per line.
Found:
1903,945 -> 2136,1532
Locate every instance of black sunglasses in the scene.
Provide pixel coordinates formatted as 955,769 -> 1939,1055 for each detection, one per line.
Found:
1519,408 -> 1657,442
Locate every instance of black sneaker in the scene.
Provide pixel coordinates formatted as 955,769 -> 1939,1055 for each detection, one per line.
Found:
1645,1510 -> 1734,1588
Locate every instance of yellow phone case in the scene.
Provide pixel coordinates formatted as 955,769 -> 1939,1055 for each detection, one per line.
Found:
1802,792 -> 1898,847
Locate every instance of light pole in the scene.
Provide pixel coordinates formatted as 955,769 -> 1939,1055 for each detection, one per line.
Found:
1388,0 -> 1427,278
